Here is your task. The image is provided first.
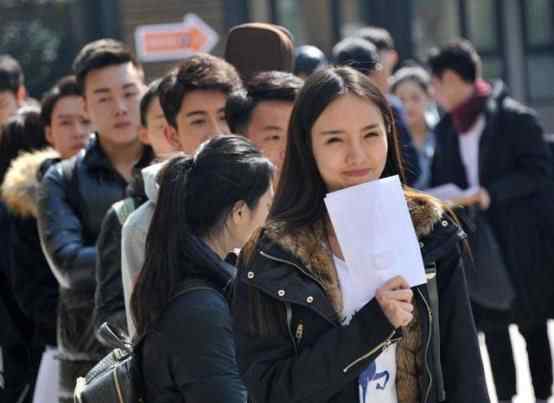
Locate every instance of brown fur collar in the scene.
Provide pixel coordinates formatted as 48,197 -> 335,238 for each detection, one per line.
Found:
261,192 -> 444,314
2,148 -> 59,218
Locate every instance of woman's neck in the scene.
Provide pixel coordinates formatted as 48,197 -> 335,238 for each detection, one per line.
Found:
203,235 -> 229,260
409,119 -> 428,149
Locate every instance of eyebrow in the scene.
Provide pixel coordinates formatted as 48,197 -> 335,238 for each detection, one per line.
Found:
320,124 -> 380,135
185,111 -> 207,118
92,82 -> 139,95
55,113 -> 79,119
263,125 -> 283,131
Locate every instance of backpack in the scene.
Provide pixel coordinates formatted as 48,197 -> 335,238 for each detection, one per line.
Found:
74,279 -> 214,403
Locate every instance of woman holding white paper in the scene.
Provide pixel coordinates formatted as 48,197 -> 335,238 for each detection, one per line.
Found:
233,66 -> 489,403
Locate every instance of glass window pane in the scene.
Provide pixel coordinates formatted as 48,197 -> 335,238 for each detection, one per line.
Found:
528,55 -> 554,100
525,0 -> 553,47
412,0 -> 461,62
341,0 -> 368,37
466,0 -> 497,51
275,0 -> 307,44
481,56 -> 503,80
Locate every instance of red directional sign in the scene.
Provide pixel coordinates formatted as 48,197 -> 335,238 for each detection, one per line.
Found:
135,14 -> 218,62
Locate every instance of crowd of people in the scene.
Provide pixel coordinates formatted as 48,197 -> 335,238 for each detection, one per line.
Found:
0,21 -> 553,403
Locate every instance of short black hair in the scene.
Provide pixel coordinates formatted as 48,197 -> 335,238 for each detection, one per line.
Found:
0,55 -> 24,95
332,37 -> 381,75
427,39 -> 481,83
159,53 -> 242,129
294,45 -> 328,77
73,39 -> 141,93
41,76 -> 82,126
0,107 -> 48,183
140,78 -> 163,128
354,26 -> 395,51
225,71 -> 303,134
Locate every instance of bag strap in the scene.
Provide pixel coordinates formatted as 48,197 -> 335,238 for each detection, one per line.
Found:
425,263 -> 446,401
113,198 -> 137,226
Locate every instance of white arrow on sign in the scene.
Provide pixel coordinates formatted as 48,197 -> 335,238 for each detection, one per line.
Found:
135,13 -> 219,63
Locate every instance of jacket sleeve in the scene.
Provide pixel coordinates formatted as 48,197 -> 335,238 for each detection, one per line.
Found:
36,163 -> 96,291
486,109 -> 553,205
10,216 -> 58,334
437,245 -> 490,403
166,291 -> 247,403
233,271 -> 397,403
121,209 -> 148,336
94,206 -> 127,338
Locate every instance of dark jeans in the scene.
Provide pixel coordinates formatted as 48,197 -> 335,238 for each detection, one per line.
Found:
484,322 -> 553,400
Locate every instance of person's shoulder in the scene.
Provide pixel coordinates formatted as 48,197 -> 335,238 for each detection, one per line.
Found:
162,286 -> 230,332
122,200 -> 155,233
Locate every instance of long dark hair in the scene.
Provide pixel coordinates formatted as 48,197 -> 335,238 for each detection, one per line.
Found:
270,66 -> 405,232
131,135 -> 273,336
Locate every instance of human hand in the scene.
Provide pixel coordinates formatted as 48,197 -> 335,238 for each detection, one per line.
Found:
447,187 -> 490,209
375,276 -> 414,329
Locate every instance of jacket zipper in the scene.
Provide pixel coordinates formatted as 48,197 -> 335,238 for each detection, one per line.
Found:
285,302 -> 298,354
342,329 -> 398,373
260,250 -> 405,375
417,287 -> 433,403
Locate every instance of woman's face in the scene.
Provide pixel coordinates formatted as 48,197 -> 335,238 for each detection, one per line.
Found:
311,94 -> 388,192
393,80 -> 430,128
234,185 -> 274,247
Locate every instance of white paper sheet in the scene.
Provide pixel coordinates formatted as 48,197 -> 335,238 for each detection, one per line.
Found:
425,183 -> 479,202
324,175 -> 426,302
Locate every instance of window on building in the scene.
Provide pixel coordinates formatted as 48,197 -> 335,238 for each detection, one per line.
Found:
412,0 -> 461,63
522,0 -> 554,101
464,0 -> 504,81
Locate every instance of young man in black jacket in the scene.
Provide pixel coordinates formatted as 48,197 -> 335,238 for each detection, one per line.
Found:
93,78 -> 175,338
428,39 -> 554,403
36,39 -> 153,403
225,70 -> 303,182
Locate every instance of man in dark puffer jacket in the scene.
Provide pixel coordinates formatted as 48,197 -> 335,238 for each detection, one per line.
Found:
36,40 -> 153,403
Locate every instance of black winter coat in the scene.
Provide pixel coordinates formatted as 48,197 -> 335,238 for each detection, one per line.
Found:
36,137 -> 153,362
94,173 -> 147,339
233,193 -> 489,403
140,243 -> 247,403
2,149 -> 61,346
431,82 -> 554,324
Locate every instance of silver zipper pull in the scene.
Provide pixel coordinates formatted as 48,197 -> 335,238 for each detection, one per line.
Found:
295,322 -> 304,342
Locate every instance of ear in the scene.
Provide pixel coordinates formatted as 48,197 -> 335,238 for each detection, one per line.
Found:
388,50 -> 399,70
231,200 -> 248,225
164,125 -> 181,150
45,126 -> 55,147
16,86 -> 26,105
138,126 -> 150,145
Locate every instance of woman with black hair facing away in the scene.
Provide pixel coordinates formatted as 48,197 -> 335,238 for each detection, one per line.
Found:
131,135 -> 273,403
233,67 -> 489,403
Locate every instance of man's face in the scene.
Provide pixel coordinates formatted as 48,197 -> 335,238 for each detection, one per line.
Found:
83,62 -> 145,148
0,90 -> 20,126
245,100 -> 293,177
431,72 -> 459,112
139,96 -> 175,158
46,95 -> 92,159
169,89 -> 229,154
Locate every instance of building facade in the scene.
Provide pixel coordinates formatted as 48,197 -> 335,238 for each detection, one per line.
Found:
2,0 -> 553,132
